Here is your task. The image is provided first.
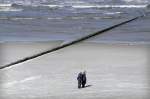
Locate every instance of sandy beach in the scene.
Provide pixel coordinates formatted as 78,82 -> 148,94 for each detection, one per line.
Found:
0,41 -> 150,99
0,0 -> 150,98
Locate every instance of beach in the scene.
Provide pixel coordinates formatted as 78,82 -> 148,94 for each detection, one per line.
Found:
0,0 -> 150,98
0,41 -> 150,99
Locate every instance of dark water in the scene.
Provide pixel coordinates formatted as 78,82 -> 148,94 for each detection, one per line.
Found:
0,0 -> 150,43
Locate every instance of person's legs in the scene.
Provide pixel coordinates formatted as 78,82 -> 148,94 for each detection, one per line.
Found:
78,81 -> 81,88
82,82 -> 85,88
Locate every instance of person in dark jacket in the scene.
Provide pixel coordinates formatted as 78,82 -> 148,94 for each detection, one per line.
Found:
77,72 -> 82,88
81,71 -> 87,88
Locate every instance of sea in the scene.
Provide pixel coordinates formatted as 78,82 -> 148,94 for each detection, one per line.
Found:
0,0 -> 150,43
1,1 -> 150,98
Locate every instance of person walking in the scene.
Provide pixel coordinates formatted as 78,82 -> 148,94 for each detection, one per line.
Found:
77,72 -> 82,88
81,71 -> 87,88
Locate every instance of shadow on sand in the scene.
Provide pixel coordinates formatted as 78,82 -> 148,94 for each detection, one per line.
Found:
85,85 -> 92,88
80,85 -> 92,89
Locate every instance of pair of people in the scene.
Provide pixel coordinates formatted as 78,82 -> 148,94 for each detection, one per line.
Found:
77,71 -> 87,88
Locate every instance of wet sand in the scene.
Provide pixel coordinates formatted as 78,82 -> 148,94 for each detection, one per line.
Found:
0,42 -> 150,99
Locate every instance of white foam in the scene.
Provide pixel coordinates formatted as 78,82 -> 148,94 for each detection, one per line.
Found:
72,5 -> 147,8
104,11 -> 123,15
1,3 -> 146,10
0,4 -> 12,7
11,17 -> 35,20
42,4 -> 64,8
0,7 -> 23,12
0,4 -> 23,12
72,5 -> 96,8
16,4 -> 147,9
47,17 -> 63,20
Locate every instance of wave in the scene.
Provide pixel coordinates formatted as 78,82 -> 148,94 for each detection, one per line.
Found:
12,3 -> 147,9
0,3 -> 23,12
103,11 -> 124,15
1,3 -> 147,8
10,3 -> 64,11
0,8 -> 23,12
0,4 -> 12,7
1,0 -> 150,4
0,17 -> 62,20
72,4 -> 147,8
0,3 -> 148,12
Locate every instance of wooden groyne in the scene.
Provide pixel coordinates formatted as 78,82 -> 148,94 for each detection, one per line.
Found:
0,15 -> 143,70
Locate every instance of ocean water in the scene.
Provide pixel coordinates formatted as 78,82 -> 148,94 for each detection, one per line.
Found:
1,1 -> 150,98
0,0 -> 150,43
